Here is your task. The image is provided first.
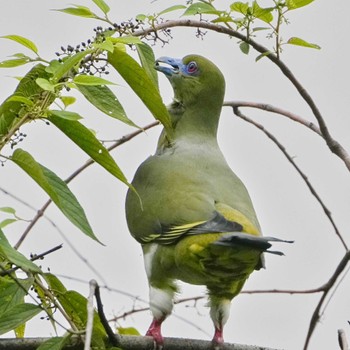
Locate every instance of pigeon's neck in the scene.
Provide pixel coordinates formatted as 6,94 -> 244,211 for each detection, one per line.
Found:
170,103 -> 222,141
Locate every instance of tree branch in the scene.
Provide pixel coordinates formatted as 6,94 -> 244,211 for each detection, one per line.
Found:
223,101 -> 322,136
338,329 -> 349,350
0,244 -> 63,276
229,107 -> 350,349
303,250 -> 350,350
0,336 -> 282,350
230,106 -> 348,250
134,19 -> 350,170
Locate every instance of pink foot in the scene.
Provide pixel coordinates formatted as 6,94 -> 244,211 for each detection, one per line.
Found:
146,318 -> 164,349
212,326 -> 224,349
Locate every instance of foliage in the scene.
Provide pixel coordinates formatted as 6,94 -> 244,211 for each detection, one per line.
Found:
1,0 -> 345,349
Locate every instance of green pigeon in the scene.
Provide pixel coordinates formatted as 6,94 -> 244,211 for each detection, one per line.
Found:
125,54 -> 290,348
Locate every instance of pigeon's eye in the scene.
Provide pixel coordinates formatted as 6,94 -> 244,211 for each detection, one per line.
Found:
187,61 -> 198,74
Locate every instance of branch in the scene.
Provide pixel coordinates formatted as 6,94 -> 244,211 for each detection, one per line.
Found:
112,287 -> 327,323
94,281 -> 121,346
0,337 -> 282,350
134,19 -> 350,170
0,244 -> 63,276
14,121 -> 159,249
303,250 -> 350,350
223,101 -> 322,136
338,329 -> 349,350
229,107 -> 350,349
230,106 -> 348,250
112,295 -> 205,322
84,280 -> 97,350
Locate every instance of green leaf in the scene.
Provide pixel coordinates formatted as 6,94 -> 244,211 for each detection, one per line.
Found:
108,48 -> 173,138
92,0 -> 110,14
60,96 -> 76,108
55,5 -> 96,18
43,273 -> 67,294
230,2 -> 249,14
0,35 -> 38,55
45,60 -> 62,75
109,36 -> 142,45
10,149 -> 99,242
49,110 -> 82,121
136,42 -> 159,89
11,53 -> 30,58
136,14 -> 147,22
287,37 -> 321,49
0,64 -> 55,146
0,219 -> 18,228
0,277 -> 34,316
0,303 -> 41,335
0,58 -> 30,68
76,84 -> 137,127
37,336 -> 71,350
36,78 -> 55,92
255,50 -> 274,61
211,15 -> 235,24
0,64 -> 53,139
158,5 -> 187,16
239,41 -> 250,54
52,49 -> 92,84
0,218 -> 17,228
286,0 -> 314,10
0,228 -> 41,273
94,38 -> 114,53
252,1 -> 273,23
73,75 -> 116,86
252,26 -> 270,32
48,115 -> 131,187
5,95 -> 34,106
0,207 -> 16,215
50,290 -> 106,348
117,327 -> 141,335
182,2 -> 219,16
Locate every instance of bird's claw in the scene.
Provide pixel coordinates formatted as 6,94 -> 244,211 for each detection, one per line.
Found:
146,318 -> 164,350
212,326 -> 224,350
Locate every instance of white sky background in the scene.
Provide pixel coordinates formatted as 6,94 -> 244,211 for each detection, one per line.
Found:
0,1 -> 350,349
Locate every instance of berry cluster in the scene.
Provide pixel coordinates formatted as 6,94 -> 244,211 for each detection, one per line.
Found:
53,21 -> 139,77
10,131 -> 26,149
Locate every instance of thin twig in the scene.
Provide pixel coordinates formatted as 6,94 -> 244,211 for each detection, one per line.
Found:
0,244 -> 63,276
34,275 -> 80,333
94,282 -> 121,346
231,106 -> 348,250
14,121 -> 159,249
303,250 -> 350,350
134,19 -> 350,170
338,329 -> 349,350
84,280 -> 97,350
111,286 -> 327,323
112,296 -> 205,322
223,101 -> 322,136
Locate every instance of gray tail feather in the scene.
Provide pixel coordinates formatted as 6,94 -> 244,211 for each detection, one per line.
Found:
212,232 -> 293,256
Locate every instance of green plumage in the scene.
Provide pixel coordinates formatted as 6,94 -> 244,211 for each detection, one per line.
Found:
125,55 -> 285,347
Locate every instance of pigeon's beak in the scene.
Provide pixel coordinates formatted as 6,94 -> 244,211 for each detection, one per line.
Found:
154,56 -> 183,77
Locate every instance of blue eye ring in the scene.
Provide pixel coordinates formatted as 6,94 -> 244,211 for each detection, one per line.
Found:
187,61 -> 198,74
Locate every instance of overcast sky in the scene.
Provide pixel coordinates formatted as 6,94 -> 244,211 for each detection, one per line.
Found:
1,1 -> 350,349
